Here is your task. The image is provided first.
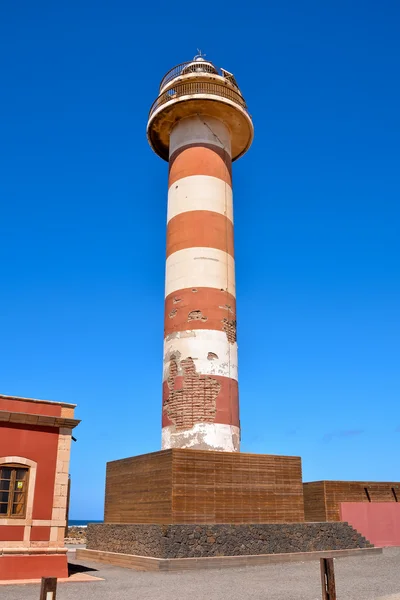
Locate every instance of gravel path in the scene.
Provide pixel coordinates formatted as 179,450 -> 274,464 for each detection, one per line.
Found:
2,547 -> 400,600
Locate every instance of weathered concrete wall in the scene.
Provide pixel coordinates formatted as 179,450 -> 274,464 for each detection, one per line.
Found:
87,522 -> 372,559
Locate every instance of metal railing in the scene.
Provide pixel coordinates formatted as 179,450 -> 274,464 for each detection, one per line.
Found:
159,61 -> 239,91
149,81 -> 248,119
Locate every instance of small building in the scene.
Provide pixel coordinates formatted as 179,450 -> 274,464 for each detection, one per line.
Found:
0,394 -> 79,580
304,480 -> 400,547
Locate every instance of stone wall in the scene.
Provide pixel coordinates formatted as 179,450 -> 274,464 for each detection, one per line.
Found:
87,522 -> 372,559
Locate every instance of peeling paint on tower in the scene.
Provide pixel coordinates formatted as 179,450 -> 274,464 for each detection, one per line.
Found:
163,356 -> 219,430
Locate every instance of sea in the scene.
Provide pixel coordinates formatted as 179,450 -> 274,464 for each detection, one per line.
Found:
68,520 -> 103,527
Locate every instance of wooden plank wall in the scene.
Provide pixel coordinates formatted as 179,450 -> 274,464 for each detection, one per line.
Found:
324,481 -> 400,521
303,481 -> 400,522
303,482 -> 327,522
104,450 -> 173,523
171,450 -> 304,523
104,449 -> 305,524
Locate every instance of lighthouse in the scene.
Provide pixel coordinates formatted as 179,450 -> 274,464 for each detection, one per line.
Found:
80,55 -> 306,545
147,54 -> 254,452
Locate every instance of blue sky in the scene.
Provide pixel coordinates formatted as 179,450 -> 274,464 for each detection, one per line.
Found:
1,1 -> 399,519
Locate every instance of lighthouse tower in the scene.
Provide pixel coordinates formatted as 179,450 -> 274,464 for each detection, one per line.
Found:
147,55 -> 254,452
80,55 -> 305,541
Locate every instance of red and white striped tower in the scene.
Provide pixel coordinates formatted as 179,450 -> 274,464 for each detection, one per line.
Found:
147,55 -> 253,452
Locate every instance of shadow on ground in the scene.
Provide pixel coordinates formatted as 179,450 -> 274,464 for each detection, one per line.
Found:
68,562 -> 99,576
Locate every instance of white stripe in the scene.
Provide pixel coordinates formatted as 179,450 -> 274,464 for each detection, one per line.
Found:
170,115 -> 231,156
167,175 -> 233,223
165,247 -> 235,297
162,423 -> 240,452
163,329 -> 238,382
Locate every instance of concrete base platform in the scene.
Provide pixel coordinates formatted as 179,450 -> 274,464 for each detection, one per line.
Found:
76,547 -> 382,571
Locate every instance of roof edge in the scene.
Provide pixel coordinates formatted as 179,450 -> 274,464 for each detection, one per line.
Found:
0,394 -> 77,409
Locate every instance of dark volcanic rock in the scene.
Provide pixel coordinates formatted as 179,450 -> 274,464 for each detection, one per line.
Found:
86,522 -> 371,558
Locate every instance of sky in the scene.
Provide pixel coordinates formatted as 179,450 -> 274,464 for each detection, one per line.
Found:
0,1 -> 399,519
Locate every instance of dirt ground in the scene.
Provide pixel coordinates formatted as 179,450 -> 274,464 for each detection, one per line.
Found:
2,547 -> 400,600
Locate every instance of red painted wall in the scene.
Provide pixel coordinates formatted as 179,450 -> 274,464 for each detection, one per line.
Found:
0,555 -> 68,580
0,526 -> 24,541
0,397 -> 61,416
340,502 -> 400,547
0,423 -> 59,520
30,526 -> 51,541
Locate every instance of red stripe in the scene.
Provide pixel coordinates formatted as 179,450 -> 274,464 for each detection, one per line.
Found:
166,211 -> 234,259
165,287 -> 236,342
169,143 -> 232,187
162,359 -> 239,429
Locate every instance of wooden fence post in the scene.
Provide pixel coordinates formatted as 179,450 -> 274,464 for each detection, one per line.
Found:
320,558 -> 337,600
39,577 -> 57,600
